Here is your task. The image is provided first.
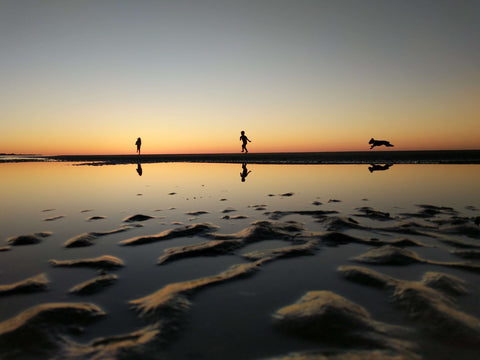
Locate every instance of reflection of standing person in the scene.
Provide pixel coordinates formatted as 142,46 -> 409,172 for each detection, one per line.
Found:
240,163 -> 251,182
239,131 -> 251,153
135,137 -> 142,155
136,163 -> 143,176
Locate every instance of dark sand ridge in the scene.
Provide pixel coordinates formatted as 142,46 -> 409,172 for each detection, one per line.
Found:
46,150 -> 480,164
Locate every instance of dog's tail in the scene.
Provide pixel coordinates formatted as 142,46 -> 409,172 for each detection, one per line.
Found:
386,143 -> 394,147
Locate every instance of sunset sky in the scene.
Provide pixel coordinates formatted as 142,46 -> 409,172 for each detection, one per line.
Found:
1,0 -> 479,155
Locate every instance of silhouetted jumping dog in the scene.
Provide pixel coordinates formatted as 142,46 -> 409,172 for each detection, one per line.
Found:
369,138 -> 394,149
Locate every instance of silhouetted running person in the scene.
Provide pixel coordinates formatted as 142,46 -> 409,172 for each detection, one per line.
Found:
135,137 -> 142,155
240,163 -> 251,182
240,131 -> 251,153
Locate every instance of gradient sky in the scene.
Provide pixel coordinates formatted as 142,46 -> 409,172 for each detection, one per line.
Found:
1,0 -> 479,155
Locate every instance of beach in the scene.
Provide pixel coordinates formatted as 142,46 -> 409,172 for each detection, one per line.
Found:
49,150 -> 480,165
0,160 -> 480,359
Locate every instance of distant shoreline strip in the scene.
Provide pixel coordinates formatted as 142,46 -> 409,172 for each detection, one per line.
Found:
2,150 -> 480,165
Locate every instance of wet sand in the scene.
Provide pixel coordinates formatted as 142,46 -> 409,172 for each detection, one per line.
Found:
45,150 -> 480,164
1,162 -> 479,359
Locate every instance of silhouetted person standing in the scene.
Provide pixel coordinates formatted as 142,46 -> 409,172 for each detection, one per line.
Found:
240,131 -> 251,153
135,137 -> 142,155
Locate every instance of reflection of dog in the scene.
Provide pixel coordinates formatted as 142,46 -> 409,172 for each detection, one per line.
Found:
368,164 -> 392,173
369,138 -> 394,149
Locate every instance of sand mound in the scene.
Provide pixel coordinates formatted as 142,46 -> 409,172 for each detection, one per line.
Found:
69,274 -> 118,295
64,226 -> 133,247
122,214 -> 155,222
339,266 -> 480,345
0,302 -> 104,359
352,245 -> 425,265
120,223 -> 219,246
211,220 -> 304,243
0,273 -> 49,296
130,262 -> 261,319
353,245 -> 480,272
266,210 -> 338,221
399,204 -> 457,219
353,207 -> 393,221
49,255 -> 124,269
273,291 -> 416,355
60,325 -> 161,360
242,240 -> 318,262
421,272 -> 469,296
158,240 -> 243,264
43,215 -> 65,221
7,232 -> 52,246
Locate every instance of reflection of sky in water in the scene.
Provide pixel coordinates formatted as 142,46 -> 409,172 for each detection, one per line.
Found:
1,163 -> 479,226
0,162 -> 479,358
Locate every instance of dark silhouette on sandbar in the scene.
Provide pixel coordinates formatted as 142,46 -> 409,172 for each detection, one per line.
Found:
240,131 -> 251,153
240,163 -> 251,182
368,164 -> 393,173
369,138 -> 394,149
136,162 -> 143,176
135,137 -> 142,155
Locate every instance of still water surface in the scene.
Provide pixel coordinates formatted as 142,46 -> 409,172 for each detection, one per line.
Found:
0,162 -> 479,359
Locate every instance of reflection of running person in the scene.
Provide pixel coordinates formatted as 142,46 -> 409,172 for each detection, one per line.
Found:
136,163 -> 143,176
135,137 -> 142,155
239,131 -> 251,153
240,163 -> 251,182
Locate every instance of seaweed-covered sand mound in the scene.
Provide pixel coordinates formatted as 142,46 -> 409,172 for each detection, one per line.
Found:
0,303 -> 105,359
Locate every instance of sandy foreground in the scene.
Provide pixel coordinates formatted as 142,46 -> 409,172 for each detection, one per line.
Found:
0,162 -> 479,359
